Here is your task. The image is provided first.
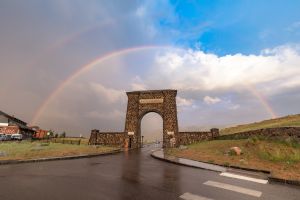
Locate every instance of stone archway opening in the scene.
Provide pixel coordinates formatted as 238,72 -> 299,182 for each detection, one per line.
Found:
140,112 -> 163,147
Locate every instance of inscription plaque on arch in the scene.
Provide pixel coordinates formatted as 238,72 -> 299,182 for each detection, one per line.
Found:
167,131 -> 174,135
139,98 -> 164,104
128,131 -> 134,135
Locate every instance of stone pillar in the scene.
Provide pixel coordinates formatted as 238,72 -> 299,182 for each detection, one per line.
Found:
89,129 -> 99,145
163,90 -> 179,148
124,92 -> 140,148
210,128 -> 219,139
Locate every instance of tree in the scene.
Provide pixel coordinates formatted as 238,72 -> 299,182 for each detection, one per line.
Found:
60,132 -> 66,138
48,130 -> 54,138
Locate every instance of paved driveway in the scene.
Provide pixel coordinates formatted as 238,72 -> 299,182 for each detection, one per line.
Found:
0,145 -> 299,200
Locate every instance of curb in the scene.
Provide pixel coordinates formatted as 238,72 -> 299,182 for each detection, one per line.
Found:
0,149 -> 121,165
268,177 -> 300,187
196,159 -> 270,174
151,150 -> 300,187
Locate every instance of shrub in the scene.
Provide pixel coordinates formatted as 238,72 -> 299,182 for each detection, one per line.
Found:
59,132 -> 66,138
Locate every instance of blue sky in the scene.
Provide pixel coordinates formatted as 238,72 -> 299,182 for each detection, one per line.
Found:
148,0 -> 300,54
0,0 -> 300,137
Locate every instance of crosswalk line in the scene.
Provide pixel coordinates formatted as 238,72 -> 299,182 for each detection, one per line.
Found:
203,181 -> 262,197
180,192 -> 213,200
220,172 -> 268,184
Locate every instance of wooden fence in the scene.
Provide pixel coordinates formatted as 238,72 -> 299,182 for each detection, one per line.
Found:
51,138 -> 81,145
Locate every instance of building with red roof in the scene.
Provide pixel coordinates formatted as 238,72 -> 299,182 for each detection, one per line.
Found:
0,110 -> 35,139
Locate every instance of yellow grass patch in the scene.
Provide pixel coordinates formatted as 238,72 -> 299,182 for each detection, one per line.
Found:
166,139 -> 300,181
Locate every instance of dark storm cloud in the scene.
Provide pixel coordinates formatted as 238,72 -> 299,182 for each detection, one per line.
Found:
0,0 -> 155,125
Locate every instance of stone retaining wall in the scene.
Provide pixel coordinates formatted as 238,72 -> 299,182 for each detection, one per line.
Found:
177,128 -> 219,145
89,128 -> 220,147
89,126 -> 300,147
217,127 -> 300,140
88,129 -> 126,147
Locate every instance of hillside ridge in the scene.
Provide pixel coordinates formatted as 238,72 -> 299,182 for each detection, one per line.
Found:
220,114 -> 300,135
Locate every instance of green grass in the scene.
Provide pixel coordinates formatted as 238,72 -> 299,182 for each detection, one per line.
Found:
220,114 -> 300,135
166,138 -> 300,180
0,141 -> 118,161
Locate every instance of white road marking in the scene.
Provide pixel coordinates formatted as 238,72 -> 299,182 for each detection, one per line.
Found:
180,192 -> 213,200
220,172 -> 268,184
203,181 -> 262,197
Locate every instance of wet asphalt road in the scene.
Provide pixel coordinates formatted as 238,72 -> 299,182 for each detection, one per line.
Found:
0,145 -> 299,200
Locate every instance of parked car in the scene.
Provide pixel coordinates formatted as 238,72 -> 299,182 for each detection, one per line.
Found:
5,134 -> 11,141
11,134 -> 22,141
0,134 -> 6,141
0,134 -> 11,141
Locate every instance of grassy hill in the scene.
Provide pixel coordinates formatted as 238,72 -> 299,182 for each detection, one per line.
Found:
220,114 -> 300,135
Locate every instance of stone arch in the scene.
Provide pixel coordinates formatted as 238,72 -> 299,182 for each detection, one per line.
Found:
124,90 -> 179,148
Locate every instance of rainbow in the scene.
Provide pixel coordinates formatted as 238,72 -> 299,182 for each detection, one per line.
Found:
30,45 -> 176,125
246,85 -> 277,118
30,46 -> 277,125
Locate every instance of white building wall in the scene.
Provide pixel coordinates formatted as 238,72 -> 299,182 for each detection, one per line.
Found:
0,123 -> 8,126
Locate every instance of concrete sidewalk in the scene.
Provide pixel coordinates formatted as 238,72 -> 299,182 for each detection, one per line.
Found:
151,149 -> 226,172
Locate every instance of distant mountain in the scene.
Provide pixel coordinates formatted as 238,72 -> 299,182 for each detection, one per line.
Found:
220,114 -> 300,135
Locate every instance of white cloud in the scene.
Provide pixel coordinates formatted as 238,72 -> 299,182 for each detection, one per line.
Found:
153,45 -> 300,95
156,52 -> 184,71
286,21 -> 300,32
229,104 -> 240,110
130,76 -> 147,90
89,83 -> 124,103
203,96 -> 221,105
135,6 -> 146,17
131,83 -> 147,91
177,96 -> 193,107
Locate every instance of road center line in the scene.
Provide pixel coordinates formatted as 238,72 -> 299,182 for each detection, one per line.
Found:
203,181 -> 262,197
180,192 -> 213,200
220,172 -> 268,184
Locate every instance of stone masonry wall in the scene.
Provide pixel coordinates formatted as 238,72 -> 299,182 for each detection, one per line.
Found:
217,127 -> 300,140
177,128 -> 219,145
89,128 -> 220,147
89,129 -> 126,147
